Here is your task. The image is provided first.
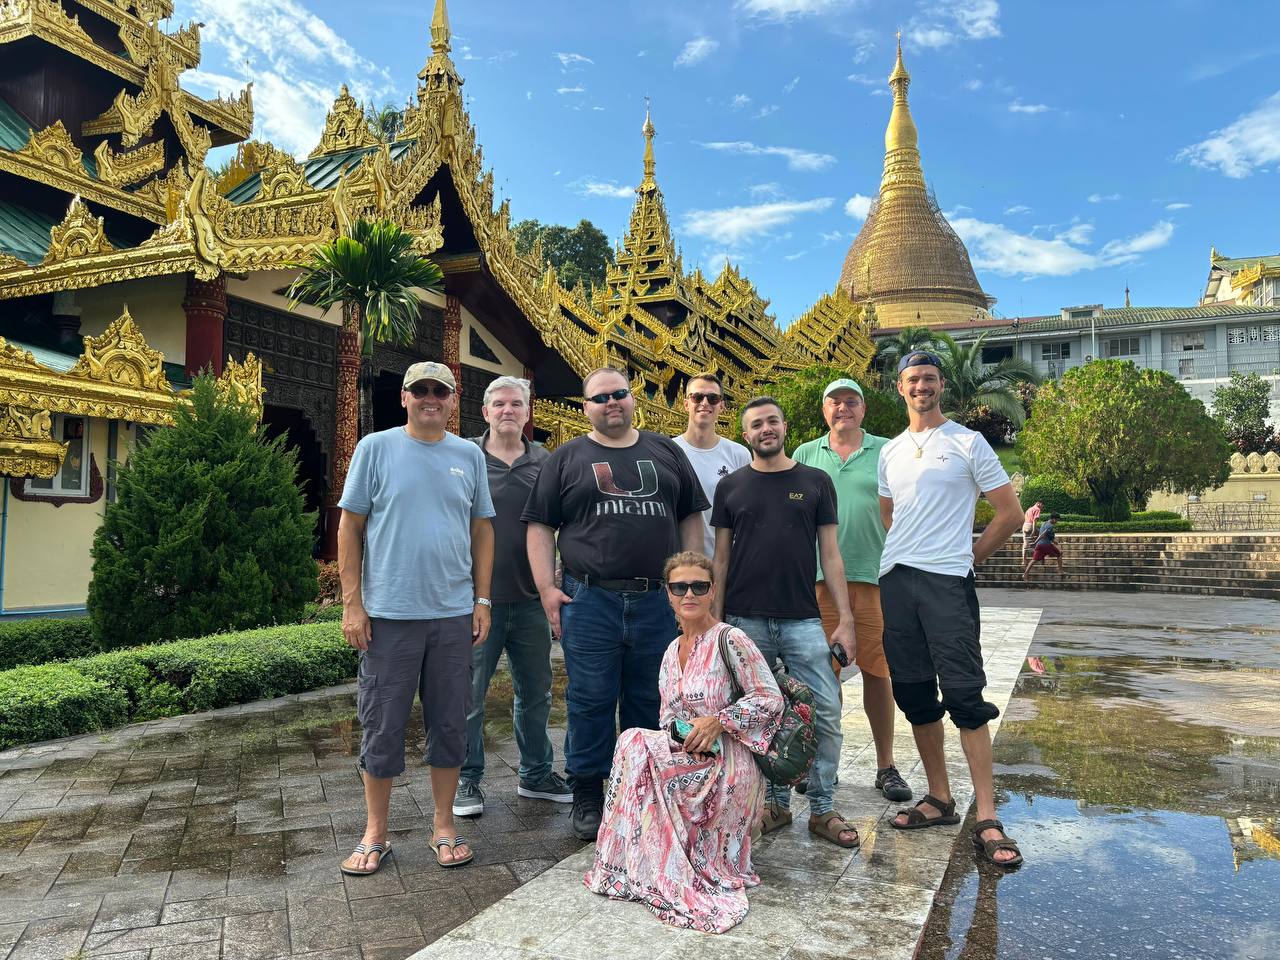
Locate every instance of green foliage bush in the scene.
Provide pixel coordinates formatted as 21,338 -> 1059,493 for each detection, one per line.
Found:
0,617 -> 98,670
974,499 -> 995,530
301,602 -> 344,623
1055,519 -> 1192,533
1020,475 -> 1092,515
740,364 -> 908,450
88,375 -> 317,649
0,664 -> 127,748
1056,510 -> 1182,524
316,560 -> 341,604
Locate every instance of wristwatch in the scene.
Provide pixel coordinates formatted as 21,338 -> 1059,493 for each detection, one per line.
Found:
475,598 -> 492,608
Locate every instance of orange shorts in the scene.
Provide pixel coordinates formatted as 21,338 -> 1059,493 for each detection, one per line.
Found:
816,581 -> 889,680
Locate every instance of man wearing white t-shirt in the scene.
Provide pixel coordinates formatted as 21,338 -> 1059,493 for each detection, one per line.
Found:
877,351 -> 1026,869
673,373 -> 751,557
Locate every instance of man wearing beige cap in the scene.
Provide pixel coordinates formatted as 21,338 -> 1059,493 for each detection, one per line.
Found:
337,360 -> 495,873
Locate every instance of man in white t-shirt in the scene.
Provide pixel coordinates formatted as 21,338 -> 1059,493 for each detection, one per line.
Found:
877,351 -> 1026,869
673,373 -> 751,557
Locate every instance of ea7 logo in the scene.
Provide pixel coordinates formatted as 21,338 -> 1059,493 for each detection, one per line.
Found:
592,460 -> 659,498
789,492 -> 805,501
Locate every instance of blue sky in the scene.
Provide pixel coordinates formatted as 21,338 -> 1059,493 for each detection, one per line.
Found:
176,0 -> 1280,325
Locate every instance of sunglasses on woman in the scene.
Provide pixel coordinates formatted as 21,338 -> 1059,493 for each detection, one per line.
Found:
586,388 -> 631,404
667,580 -> 712,597
408,383 -> 453,399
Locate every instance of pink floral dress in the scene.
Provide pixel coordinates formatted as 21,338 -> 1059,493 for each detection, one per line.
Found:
583,623 -> 784,933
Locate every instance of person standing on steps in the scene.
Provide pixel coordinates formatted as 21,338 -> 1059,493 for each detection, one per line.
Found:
455,376 -> 572,820
878,351 -> 1025,869
792,377 -> 913,805
524,366 -> 708,841
672,373 -> 751,557
1022,512 -> 1065,582
1020,499 -> 1043,562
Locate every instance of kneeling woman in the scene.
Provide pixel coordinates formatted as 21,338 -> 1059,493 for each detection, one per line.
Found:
584,551 -> 784,933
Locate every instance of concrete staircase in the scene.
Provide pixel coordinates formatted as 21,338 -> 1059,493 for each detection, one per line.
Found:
975,533 -> 1280,600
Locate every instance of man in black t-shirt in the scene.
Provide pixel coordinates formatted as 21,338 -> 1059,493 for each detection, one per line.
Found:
711,396 -> 860,849
523,367 -> 707,839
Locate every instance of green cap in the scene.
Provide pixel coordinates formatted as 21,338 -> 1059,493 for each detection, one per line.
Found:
823,378 -> 864,399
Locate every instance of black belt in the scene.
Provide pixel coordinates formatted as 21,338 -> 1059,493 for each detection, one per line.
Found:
565,571 -> 665,593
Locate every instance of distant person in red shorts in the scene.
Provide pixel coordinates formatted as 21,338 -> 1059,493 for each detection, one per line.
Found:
1022,513 -> 1064,581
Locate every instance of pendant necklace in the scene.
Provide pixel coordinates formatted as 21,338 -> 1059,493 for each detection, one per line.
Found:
909,426 -> 940,459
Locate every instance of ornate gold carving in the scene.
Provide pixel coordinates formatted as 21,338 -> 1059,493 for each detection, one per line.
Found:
67,306 -> 168,392
18,120 -> 82,172
93,139 -> 165,187
0,405 -> 67,479
0,253 -> 29,272
309,84 -> 379,158
44,197 -> 113,265
215,353 -> 264,413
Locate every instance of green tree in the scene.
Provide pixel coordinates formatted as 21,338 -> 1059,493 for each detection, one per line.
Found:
872,325 -> 940,385
364,102 -> 404,143
88,376 -> 317,648
287,219 -> 444,438
933,330 -> 1041,428
512,218 -> 614,291
1020,360 -> 1231,521
746,365 -> 908,451
1211,371 -> 1275,454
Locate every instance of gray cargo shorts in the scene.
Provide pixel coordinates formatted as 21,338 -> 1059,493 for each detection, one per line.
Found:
358,615 -> 473,778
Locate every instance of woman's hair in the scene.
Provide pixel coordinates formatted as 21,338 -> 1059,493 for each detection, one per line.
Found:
663,551 -> 714,582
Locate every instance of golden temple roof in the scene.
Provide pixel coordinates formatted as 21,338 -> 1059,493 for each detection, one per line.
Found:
839,38 -> 991,315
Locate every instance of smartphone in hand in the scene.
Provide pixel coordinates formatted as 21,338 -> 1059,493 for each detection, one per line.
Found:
670,718 -> 721,755
830,642 -> 850,668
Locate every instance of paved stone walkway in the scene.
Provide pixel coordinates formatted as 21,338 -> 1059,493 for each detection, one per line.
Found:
408,607 -> 1040,960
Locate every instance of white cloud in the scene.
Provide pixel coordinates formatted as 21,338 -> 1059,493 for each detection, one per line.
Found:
847,73 -> 878,86
1165,202 -> 1192,211
820,230 -> 845,242
1009,100 -> 1051,114
1087,192 -> 1122,203
1056,222 -> 1094,245
556,86 -> 585,95
1003,204 -> 1031,215
784,250 -> 807,261
965,78 -> 983,91
699,140 -> 836,171
784,76 -> 800,94
526,90 -> 533,101
851,29 -> 876,63
1178,90 -> 1280,178
684,198 -> 833,245
675,37 -> 720,67
749,182 -> 784,198
572,178 -> 635,198
845,193 -> 874,219
950,216 -> 1175,277
755,104 -> 780,119
908,1 -> 1001,48
736,0 -> 848,18
556,52 -> 593,69
730,94 -> 753,110
909,27 -> 955,49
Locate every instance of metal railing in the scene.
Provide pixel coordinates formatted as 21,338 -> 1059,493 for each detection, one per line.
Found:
1184,501 -> 1280,531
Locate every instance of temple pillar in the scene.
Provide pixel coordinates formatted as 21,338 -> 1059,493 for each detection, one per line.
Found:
183,273 -> 227,377
52,291 -> 82,348
321,301 -> 362,560
443,293 -> 463,433
523,364 -> 536,440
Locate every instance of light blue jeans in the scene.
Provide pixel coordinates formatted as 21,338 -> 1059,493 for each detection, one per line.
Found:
461,598 -> 555,787
726,615 -> 843,817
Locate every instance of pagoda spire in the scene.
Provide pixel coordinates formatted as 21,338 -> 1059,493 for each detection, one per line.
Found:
880,31 -> 924,195
431,0 -> 451,55
419,0 -> 461,88
640,100 -> 657,194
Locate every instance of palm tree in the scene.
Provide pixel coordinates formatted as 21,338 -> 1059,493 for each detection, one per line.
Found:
933,330 -> 1041,427
365,103 -> 405,143
287,219 -> 444,488
874,325 -> 940,386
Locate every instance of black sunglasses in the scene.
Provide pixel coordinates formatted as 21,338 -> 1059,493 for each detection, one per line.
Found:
687,392 -> 723,405
408,383 -> 453,399
586,388 -> 631,404
667,580 -> 711,597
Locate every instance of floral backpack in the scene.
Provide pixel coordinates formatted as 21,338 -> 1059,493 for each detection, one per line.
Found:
716,625 -> 818,787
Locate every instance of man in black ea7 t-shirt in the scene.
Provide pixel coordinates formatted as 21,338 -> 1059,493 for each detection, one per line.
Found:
711,396 -> 859,849
523,367 -> 706,839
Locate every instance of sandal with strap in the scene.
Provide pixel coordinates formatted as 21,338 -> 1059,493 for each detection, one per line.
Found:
339,841 -> 391,876
808,811 -> 860,848
758,803 -> 793,836
433,836 -> 474,869
972,819 -> 1023,868
891,793 -> 961,830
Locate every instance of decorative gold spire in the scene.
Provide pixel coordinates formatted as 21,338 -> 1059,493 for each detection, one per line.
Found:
419,0 -> 461,88
882,32 -> 922,191
431,0 -> 451,55
640,101 -> 657,194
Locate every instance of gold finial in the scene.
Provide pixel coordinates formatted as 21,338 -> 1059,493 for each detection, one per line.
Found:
881,34 -> 922,188
889,31 -> 910,92
1124,283 -> 1131,308
431,0 -> 451,54
640,98 -> 657,192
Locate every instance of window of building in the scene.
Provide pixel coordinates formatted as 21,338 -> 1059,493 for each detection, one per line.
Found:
1268,277 -> 1280,303
1105,337 -> 1140,357
1228,327 -> 1247,345
1069,309 -> 1094,322
26,415 -> 89,497
981,344 -> 1013,363
1041,341 -> 1072,361
1171,331 -> 1205,352
1264,324 -> 1280,343
1248,325 -> 1262,343
1178,357 -> 1196,378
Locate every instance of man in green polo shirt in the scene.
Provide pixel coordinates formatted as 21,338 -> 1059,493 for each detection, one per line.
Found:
793,377 -> 913,803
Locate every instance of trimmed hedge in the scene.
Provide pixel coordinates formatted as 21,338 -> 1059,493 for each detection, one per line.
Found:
1056,519 -> 1192,533
1056,510 -> 1182,524
1020,475 -> 1092,515
0,622 -> 352,749
301,602 -> 344,623
0,617 -> 98,671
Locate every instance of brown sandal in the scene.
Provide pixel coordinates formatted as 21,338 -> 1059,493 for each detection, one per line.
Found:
758,803 -> 793,836
891,793 -> 961,830
808,811 -> 860,848
972,819 -> 1023,868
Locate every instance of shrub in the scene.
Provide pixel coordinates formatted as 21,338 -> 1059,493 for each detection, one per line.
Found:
0,664 -> 127,749
1020,475 -> 1092,515
1055,519 -> 1192,533
1055,510 -> 1182,524
300,602 -> 344,623
88,375 -> 317,649
0,617 -> 98,671
316,560 -> 341,604
974,499 -> 995,530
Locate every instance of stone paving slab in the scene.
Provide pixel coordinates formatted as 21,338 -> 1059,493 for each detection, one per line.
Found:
407,607 -> 1041,960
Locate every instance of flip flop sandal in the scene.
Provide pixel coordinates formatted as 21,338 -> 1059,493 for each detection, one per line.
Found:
808,812 -> 860,849
972,818 -> 1024,869
434,836 -> 474,868
891,793 -> 961,830
339,841 -> 391,876
758,804 -> 793,836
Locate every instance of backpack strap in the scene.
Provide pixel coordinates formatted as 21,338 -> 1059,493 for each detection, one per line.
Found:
715,624 -> 745,701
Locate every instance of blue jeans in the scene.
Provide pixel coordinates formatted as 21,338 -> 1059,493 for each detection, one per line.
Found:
726,615 -> 843,817
461,599 -> 555,786
558,574 -> 676,782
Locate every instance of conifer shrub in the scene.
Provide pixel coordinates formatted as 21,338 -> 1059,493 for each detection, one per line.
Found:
87,375 -> 317,649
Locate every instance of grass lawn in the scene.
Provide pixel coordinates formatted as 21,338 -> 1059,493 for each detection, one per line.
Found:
994,444 -> 1024,476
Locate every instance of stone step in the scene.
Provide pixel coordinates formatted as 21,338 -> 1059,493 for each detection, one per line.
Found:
975,577 -> 1280,600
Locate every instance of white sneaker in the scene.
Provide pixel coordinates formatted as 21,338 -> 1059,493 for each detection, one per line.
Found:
452,780 -> 484,817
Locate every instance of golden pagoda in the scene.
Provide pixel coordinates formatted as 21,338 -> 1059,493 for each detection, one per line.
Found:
839,35 -> 993,328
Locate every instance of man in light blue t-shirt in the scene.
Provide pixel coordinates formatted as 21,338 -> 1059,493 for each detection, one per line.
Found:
336,361 -> 495,874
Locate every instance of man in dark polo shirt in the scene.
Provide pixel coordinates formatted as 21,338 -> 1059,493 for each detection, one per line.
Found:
524,366 -> 707,839
455,376 -> 572,819
711,396 -> 860,849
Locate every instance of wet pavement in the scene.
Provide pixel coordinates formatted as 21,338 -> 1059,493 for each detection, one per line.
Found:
918,589 -> 1280,960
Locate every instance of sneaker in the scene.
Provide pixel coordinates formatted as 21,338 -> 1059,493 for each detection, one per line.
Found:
518,771 -> 573,803
570,784 -> 604,840
875,765 -> 913,802
452,780 -> 484,818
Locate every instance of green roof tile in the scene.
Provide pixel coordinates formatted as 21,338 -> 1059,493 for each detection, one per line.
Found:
0,199 -> 59,264
223,139 -> 416,204
981,303 -> 1280,337
0,96 -> 97,178
1213,253 -> 1280,273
